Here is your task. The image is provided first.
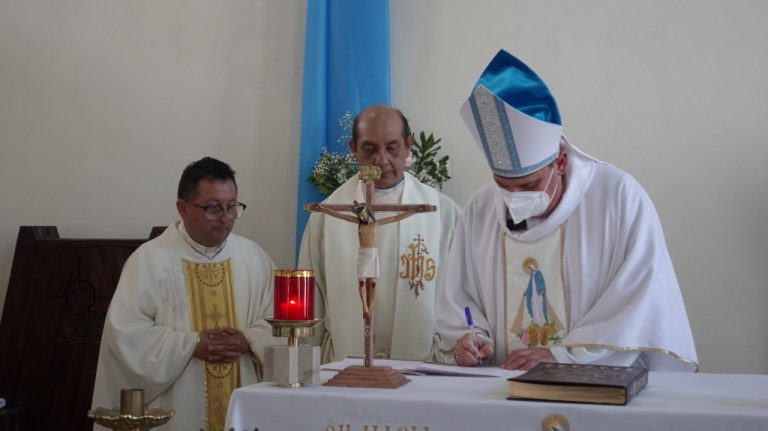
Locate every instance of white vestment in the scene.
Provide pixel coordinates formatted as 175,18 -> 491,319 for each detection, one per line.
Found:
92,221 -> 279,431
436,140 -> 698,371
299,172 -> 460,362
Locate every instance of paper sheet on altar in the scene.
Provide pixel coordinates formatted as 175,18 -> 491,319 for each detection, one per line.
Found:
321,357 -> 520,378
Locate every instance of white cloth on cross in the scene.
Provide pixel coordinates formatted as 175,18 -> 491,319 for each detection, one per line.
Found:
357,247 -> 379,278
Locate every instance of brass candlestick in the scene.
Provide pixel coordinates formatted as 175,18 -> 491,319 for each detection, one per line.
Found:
120,389 -> 144,417
88,389 -> 174,431
267,318 -> 322,347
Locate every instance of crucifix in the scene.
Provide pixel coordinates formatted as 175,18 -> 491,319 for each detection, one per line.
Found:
304,165 -> 435,388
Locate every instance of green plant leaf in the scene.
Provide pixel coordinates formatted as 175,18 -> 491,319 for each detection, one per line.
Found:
407,130 -> 451,190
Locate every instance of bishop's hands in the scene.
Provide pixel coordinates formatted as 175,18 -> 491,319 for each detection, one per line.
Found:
453,333 -> 493,366
193,328 -> 251,363
453,334 -> 557,370
501,347 -> 556,371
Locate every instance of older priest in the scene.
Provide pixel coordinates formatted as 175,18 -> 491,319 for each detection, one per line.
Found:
299,105 -> 460,362
436,50 -> 698,372
92,157 -> 278,431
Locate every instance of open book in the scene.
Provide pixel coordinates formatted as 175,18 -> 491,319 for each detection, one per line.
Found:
411,362 -> 512,378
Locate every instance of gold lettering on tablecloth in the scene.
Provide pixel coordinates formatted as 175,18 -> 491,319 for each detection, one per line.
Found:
324,424 -> 431,431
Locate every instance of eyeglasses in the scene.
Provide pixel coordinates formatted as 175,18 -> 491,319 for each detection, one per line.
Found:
190,202 -> 247,220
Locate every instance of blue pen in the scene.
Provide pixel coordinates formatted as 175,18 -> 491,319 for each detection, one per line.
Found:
464,306 -> 483,365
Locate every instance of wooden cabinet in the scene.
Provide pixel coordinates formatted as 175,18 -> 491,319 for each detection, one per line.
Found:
0,226 -> 163,431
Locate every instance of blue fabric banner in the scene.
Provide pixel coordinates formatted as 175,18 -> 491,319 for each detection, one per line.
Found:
294,0 -> 391,260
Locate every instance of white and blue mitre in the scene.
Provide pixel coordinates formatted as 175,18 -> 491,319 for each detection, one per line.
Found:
460,50 -> 563,177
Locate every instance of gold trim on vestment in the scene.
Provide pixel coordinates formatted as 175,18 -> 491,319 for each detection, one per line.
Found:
502,234 -> 509,357
184,259 -> 241,431
560,226 -> 570,331
562,343 -> 700,371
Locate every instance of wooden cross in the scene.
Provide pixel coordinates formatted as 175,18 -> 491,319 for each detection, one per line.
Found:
305,165 -> 436,371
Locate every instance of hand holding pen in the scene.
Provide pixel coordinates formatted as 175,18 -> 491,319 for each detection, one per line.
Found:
454,306 -> 493,366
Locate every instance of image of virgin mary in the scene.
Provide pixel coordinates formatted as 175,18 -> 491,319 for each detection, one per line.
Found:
510,258 -> 564,347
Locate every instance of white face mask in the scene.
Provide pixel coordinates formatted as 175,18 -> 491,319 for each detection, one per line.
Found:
499,167 -> 559,225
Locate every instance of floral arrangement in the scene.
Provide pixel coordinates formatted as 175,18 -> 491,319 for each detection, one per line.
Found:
407,131 -> 451,189
309,115 -> 451,196
309,149 -> 359,196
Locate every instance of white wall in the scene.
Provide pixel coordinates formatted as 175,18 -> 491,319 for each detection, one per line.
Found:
0,1 -> 306,302
391,0 -> 768,373
1,1 -> 766,374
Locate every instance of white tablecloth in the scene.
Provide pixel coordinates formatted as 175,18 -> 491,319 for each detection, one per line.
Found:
226,359 -> 768,431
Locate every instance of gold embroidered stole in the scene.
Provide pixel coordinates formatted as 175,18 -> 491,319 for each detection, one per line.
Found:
390,176 -> 441,359
183,259 -> 240,431
503,227 -> 569,355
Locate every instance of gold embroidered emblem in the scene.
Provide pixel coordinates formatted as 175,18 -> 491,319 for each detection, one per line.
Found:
399,234 -> 436,297
183,259 -> 240,431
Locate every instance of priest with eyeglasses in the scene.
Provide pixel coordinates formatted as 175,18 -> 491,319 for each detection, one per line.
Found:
92,156 -> 279,431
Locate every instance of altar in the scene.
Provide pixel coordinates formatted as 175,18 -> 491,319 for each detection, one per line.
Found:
226,359 -> 768,431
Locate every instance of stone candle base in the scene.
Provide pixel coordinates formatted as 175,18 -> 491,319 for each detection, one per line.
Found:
264,344 -> 321,387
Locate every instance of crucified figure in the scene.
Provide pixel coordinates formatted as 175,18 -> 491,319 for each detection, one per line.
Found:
304,165 -> 436,368
311,201 -> 418,320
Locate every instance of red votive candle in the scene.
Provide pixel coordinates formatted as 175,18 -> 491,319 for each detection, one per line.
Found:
273,269 -> 315,320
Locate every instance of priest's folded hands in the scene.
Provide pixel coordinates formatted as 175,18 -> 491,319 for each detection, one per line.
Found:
193,327 -> 251,362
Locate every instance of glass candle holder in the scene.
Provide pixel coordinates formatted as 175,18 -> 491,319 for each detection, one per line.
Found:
274,269 -> 315,320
